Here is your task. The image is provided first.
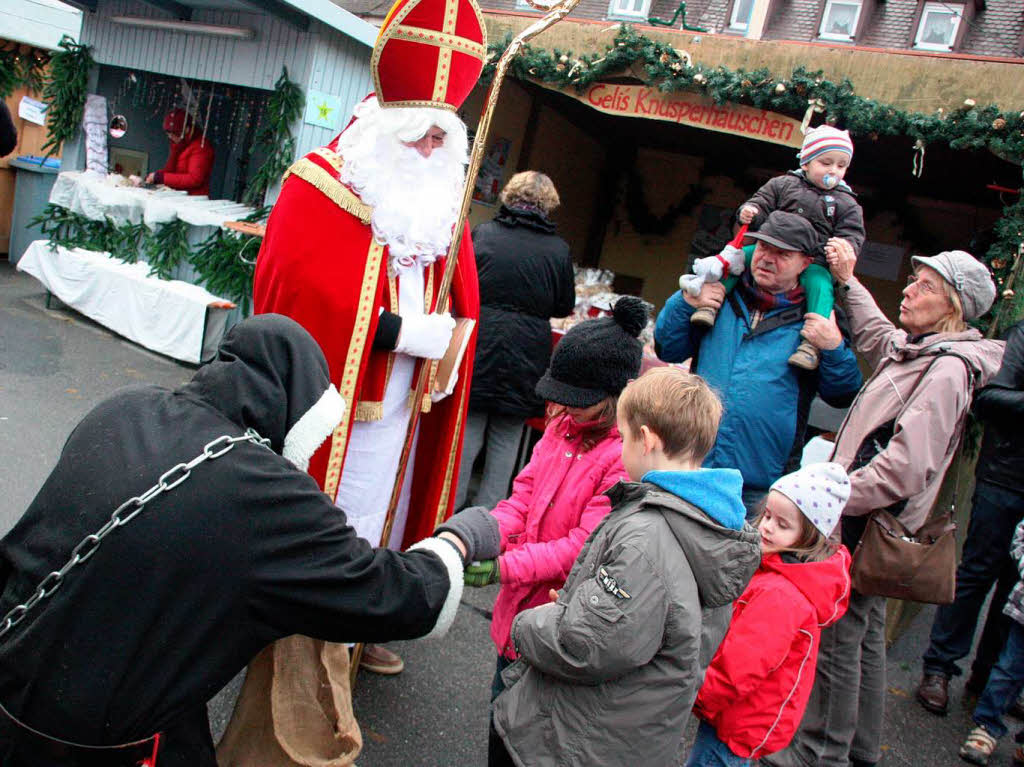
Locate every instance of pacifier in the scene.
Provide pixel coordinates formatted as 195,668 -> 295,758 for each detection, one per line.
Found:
822,173 -> 840,189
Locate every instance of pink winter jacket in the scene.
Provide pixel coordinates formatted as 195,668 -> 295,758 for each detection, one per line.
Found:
490,414 -> 628,658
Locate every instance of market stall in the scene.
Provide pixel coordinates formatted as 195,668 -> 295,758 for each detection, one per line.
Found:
17,168 -> 265,360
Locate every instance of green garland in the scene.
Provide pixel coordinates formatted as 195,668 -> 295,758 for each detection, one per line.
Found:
40,36 -> 93,159
186,208 -> 268,312
244,68 -> 304,206
142,219 -> 190,280
0,48 -> 49,101
482,25 -> 1024,329
30,204 -> 269,311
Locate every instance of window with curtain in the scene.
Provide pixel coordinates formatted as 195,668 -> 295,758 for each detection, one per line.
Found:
729,0 -> 756,31
914,2 -> 964,50
819,0 -> 862,40
608,0 -> 650,19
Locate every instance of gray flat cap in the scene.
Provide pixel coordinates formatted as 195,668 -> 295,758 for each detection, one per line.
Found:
911,250 -> 996,321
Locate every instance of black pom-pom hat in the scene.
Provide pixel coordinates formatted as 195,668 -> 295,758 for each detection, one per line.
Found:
534,296 -> 647,408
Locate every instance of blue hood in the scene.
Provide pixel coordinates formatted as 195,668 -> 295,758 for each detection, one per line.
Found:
642,468 -> 747,531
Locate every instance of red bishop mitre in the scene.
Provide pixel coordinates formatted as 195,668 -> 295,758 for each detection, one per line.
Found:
371,0 -> 487,112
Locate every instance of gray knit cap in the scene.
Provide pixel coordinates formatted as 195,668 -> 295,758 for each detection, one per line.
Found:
911,250 -> 997,321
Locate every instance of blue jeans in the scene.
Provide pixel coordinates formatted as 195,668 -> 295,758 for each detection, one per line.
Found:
685,721 -> 751,767
923,482 -> 1024,684
974,621 -> 1024,739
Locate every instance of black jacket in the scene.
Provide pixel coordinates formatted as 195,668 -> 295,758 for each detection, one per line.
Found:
470,206 -> 575,418
975,320 -> 1024,493
0,315 -> 457,766
0,102 -> 15,158
742,171 -> 865,262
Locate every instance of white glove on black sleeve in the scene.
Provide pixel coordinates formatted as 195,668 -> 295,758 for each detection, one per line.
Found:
394,312 -> 456,359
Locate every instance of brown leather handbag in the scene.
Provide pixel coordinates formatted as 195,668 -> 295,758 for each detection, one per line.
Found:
850,508 -> 957,604
848,351 -> 976,605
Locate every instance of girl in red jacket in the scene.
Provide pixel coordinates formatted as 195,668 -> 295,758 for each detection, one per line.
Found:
688,462 -> 853,766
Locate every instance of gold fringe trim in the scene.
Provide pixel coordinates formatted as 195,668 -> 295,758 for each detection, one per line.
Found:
354,400 -> 384,422
285,159 -> 373,225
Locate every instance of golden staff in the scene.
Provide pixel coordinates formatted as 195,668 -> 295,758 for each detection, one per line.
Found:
351,0 -> 581,686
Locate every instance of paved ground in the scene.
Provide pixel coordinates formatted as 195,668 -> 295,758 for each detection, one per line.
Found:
2,259 -> 1020,766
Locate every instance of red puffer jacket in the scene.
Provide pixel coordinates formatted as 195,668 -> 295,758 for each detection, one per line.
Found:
155,135 -> 215,196
693,546 -> 851,759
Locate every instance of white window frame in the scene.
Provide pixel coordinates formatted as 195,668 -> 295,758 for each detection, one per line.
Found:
728,0 -> 756,32
818,0 -> 862,41
607,0 -> 651,22
914,2 -> 964,51
515,0 -> 542,10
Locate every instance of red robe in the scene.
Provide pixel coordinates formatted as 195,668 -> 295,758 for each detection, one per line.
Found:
253,142 -> 479,546
219,143 -> 479,767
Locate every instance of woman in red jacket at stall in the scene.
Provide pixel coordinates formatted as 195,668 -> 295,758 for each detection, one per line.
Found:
145,108 -> 215,196
689,463 -> 853,766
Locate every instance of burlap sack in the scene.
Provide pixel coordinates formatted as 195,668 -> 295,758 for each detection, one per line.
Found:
217,636 -> 362,767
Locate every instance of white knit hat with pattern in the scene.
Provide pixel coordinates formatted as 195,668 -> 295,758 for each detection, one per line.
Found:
799,126 -> 854,165
770,462 -> 850,537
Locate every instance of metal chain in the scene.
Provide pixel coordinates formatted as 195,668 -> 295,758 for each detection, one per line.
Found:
0,428 -> 271,642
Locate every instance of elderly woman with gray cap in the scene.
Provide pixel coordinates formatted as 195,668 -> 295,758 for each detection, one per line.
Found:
765,243 -> 1005,767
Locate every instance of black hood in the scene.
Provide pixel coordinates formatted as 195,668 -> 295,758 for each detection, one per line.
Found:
180,314 -> 345,471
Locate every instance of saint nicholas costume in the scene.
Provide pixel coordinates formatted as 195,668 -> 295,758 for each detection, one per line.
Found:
219,0 -> 487,763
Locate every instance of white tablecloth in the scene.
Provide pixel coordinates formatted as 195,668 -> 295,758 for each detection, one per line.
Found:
17,240 -> 232,364
49,172 -> 256,229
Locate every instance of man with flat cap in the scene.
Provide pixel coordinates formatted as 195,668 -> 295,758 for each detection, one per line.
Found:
655,210 -> 864,516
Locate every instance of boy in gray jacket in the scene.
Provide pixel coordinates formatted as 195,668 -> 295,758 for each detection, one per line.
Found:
490,367 -> 761,767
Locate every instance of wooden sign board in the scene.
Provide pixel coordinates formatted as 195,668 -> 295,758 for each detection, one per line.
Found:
539,81 -> 803,148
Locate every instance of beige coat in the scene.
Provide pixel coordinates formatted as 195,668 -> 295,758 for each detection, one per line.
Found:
831,279 -> 1004,533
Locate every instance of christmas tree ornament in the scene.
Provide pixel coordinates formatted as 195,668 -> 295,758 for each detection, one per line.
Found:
775,82 -> 787,94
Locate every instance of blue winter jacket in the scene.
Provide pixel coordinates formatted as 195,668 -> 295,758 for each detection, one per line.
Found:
654,287 -> 863,492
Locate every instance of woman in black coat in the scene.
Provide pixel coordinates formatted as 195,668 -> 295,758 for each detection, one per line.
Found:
455,171 -> 575,509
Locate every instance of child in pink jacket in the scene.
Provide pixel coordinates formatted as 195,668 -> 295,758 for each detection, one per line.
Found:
437,297 -> 646,762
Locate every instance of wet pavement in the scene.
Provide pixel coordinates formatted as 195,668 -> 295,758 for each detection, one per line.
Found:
1,259 -> 1016,766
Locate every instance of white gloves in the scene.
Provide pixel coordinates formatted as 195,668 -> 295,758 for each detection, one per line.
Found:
679,244 -> 747,296
395,312 -> 456,359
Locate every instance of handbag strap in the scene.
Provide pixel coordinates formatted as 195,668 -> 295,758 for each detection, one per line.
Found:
918,350 -> 977,521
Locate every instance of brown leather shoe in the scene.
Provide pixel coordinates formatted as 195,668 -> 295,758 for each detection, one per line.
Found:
360,643 -> 404,675
916,673 -> 949,715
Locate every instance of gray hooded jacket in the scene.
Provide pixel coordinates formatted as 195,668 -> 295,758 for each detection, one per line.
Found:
492,480 -> 761,767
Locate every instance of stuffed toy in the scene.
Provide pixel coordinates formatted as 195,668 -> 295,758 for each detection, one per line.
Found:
679,224 -> 748,296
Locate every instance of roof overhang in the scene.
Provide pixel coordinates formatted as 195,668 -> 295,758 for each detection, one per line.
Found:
482,12 -> 1024,112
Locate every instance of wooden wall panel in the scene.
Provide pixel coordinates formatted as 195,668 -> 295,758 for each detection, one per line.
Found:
80,0 -> 313,91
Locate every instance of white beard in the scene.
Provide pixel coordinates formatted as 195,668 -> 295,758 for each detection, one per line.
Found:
339,125 -> 466,268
